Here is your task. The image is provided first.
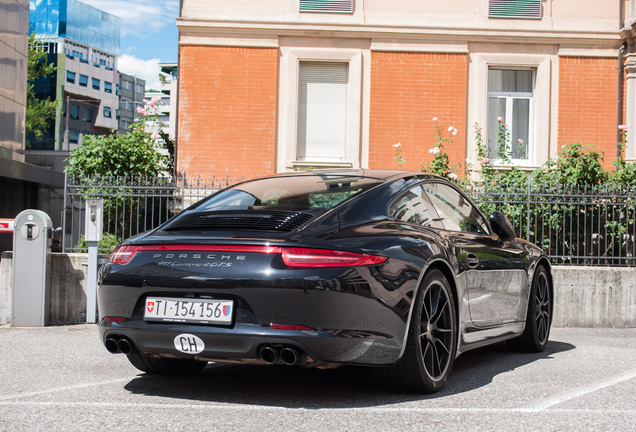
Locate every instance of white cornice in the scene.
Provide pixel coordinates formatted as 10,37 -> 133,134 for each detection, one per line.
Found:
177,18 -> 621,49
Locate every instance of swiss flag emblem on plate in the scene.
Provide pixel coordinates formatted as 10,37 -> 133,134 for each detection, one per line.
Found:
147,301 -> 155,313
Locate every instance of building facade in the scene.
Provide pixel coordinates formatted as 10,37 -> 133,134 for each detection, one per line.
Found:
157,62 -> 178,141
0,0 -> 64,251
176,0 -> 633,179
118,72 -> 145,134
28,0 -> 120,152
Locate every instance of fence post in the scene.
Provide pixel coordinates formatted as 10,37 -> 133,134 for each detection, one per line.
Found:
526,176 -> 531,241
181,170 -> 186,211
62,169 -> 68,253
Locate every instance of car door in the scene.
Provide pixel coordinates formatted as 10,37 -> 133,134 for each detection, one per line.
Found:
421,182 -> 528,327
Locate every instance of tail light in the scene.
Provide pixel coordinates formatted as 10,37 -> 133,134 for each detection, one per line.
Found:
281,248 -> 386,267
109,244 -> 386,267
109,245 -> 141,264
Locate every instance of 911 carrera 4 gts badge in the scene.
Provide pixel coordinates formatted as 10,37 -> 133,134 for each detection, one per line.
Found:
174,334 -> 205,354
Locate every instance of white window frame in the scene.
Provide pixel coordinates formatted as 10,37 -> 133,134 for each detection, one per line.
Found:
487,68 -> 535,164
278,46 -> 363,171
297,61 -> 349,163
468,51 -> 553,169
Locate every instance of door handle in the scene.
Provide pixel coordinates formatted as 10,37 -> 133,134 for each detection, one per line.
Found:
466,253 -> 479,268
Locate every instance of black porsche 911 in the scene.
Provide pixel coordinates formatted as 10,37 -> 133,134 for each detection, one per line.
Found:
97,169 -> 552,393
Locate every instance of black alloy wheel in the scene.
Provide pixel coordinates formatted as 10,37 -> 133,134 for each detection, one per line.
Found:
369,269 -> 457,393
419,272 -> 456,382
507,265 -> 552,353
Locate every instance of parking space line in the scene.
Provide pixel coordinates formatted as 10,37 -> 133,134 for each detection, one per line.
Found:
0,401 -> 635,416
0,379 -> 130,401
526,369 -> 636,412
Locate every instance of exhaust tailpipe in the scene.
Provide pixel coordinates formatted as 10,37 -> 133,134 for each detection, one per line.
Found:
117,337 -> 135,355
105,337 -> 120,354
260,346 -> 279,365
280,347 -> 307,366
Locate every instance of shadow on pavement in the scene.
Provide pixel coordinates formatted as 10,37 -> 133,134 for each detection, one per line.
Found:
123,340 -> 575,407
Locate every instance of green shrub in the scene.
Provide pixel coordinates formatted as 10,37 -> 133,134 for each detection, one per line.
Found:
75,233 -> 121,253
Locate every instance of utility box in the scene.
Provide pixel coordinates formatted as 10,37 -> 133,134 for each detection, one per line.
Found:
12,210 -> 53,326
85,199 -> 103,242
85,199 -> 103,323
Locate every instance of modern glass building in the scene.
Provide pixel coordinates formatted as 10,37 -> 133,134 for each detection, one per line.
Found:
29,0 -> 120,55
27,0 -> 122,151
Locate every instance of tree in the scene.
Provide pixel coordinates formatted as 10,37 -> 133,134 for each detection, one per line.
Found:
26,33 -> 58,143
66,98 -> 171,248
65,125 -> 167,178
65,97 -> 169,178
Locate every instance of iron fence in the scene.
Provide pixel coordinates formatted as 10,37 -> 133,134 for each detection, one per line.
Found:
62,173 -> 243,253
63,174 -> 636,266
463,181 -> 636,267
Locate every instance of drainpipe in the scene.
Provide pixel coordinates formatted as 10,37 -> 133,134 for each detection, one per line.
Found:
617,43 -> 627,165
617,1 -> 627,165
174,0 -> 184,180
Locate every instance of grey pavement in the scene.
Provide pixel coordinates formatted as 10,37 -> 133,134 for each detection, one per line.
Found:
0,325 -> 634,431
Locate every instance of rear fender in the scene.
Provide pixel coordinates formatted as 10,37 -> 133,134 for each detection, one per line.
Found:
397,257 -> 461,361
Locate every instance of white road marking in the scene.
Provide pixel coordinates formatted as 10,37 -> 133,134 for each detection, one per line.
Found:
0,369 -> 634,415
527,368 -> 636,411
0,400 -> 634,416
0,379 -> 129,401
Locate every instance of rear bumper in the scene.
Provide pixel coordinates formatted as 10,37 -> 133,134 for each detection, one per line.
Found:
98,321 -> 403,365
97,256 -> 416,366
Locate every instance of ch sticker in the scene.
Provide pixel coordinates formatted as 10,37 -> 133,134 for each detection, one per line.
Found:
173,334 -> 205,354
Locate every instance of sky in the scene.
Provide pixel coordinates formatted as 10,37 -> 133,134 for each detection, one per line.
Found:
81,0 -> 180,90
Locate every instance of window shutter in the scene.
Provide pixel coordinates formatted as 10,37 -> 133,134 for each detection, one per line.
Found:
489,0 -> 541,19
300,0 -> 353,13
297,62 -> 348,161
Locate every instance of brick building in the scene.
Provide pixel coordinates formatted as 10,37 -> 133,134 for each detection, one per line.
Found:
176,0 -> 635,179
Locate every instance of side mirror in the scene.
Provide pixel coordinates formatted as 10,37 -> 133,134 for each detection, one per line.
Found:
489,211 -> 516,243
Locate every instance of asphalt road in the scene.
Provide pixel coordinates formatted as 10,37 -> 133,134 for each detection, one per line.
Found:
0,325 -> 634,431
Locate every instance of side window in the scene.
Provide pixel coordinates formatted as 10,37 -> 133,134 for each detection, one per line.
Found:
421,183 -> 490,234
389,185 -> 444,229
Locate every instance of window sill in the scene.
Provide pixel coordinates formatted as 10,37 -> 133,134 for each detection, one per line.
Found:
491,163 -> 538,171
289,160 -> 353,169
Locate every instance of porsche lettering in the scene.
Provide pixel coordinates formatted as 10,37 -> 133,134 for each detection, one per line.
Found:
152,253 -> 246,261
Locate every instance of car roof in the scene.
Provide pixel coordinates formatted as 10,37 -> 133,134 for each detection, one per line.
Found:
270,169 -> 438,182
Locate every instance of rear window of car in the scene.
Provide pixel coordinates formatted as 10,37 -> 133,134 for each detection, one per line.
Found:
192,174 -> 383,212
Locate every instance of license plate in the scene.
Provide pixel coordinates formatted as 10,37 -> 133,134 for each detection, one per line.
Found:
144,297 -> 233,325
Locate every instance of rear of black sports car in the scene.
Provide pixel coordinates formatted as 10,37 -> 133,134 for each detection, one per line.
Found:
97,171 -> 424,369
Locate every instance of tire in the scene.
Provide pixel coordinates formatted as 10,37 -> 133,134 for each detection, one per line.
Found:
370,269 -> 457,393
507,265 -> 552,353
126,353 -> 208,375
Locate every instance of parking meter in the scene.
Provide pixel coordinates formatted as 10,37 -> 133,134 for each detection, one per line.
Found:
12,210 -> 53,326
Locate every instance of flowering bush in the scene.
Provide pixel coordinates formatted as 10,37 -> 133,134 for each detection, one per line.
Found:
531,143 -> 607,186
470,119 -> 527,186
393,142 -> 406,167
421,118 -> 460,180
470,121 -> 495,182
611,124 -> 636,185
